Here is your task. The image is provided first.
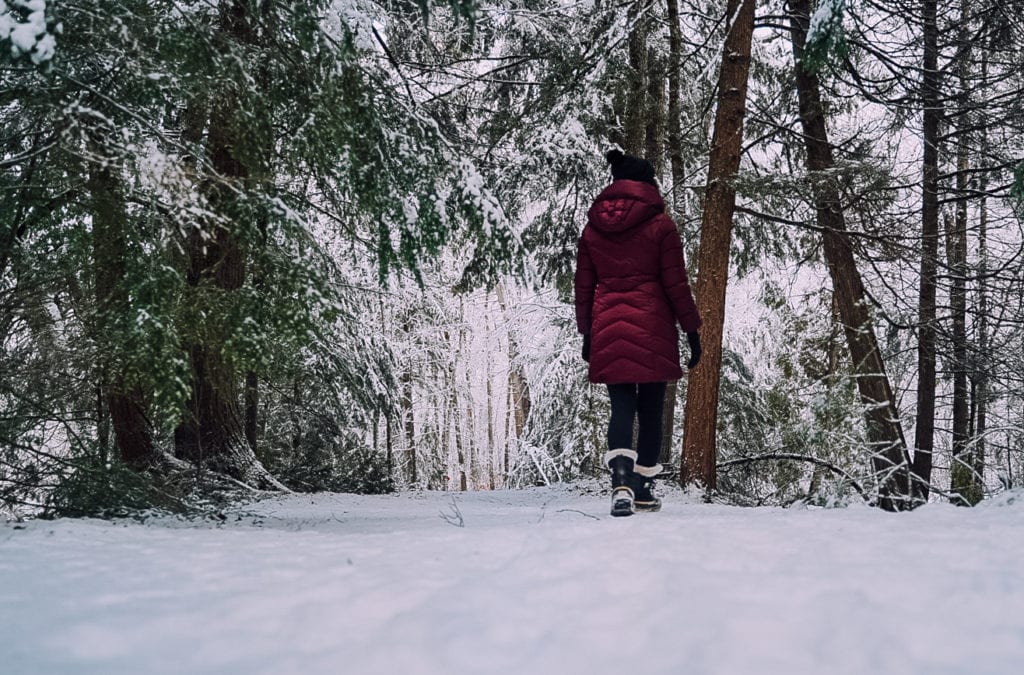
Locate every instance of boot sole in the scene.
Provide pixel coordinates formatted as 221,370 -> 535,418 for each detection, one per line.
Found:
610,488 -> 634,517
610,501 -> 634,517
634,501 -> 661,513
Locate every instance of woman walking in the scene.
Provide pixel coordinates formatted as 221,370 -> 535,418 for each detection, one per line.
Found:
574,150 -> 702,516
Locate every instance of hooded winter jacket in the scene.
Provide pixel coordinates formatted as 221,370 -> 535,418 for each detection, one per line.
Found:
574,179 -> 701,384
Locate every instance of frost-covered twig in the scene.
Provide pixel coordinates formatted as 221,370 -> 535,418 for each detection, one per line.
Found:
555,508 -> 599,521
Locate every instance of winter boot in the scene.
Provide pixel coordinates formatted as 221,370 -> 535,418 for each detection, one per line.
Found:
604,449 -> 637,517
632,463 -> 663,512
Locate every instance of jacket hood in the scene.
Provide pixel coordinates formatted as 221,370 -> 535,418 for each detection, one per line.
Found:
587,180 -> 665,234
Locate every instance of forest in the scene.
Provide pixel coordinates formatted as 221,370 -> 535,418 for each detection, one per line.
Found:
2,0 -> 1023,517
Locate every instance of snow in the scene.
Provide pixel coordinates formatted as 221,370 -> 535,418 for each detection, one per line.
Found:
2,486 -> 1023,674
2,0 -> 54,64
807,0 -> 845,47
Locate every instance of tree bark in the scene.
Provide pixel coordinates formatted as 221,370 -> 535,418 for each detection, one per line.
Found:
680,0 -> 755,491
974,54 -> 990,500
666,0 -> 685,206
912,0 -> 941,502
644,46 -> 667,175
949,0 -> 982,505
661,0 -> 685,467
400,352 -> 417,485
244,370 -> 259,455
787,0 -> 911,511
495,283 -> 529,486
624,0 -> 652,154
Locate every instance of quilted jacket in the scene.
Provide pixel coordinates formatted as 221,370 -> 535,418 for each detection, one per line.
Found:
574,179 -> 701,384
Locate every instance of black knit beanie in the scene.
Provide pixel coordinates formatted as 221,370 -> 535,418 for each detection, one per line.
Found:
606,149 -> 656,185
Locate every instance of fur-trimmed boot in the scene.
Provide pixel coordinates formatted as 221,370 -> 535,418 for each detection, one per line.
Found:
604,449 -> 637,517
632,463 -> 663,512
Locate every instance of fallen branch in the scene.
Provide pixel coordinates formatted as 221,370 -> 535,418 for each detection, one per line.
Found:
717,453 -> 868,500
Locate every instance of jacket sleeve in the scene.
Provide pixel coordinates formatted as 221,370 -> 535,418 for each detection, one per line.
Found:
658,218 -> 702,333
574,234 -> 596,334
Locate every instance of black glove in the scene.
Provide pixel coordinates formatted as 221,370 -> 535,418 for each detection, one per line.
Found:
582,332 -> 591,363
686,332 -> 701,370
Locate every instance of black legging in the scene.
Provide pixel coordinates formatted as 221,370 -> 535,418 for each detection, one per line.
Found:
606,382 -> 667,468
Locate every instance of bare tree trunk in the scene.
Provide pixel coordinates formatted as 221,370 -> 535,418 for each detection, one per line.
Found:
486,302 -> 496,490
659,383 -> 676,465
787,0 -> 911,511
244,371 -> 259,453
96,384 -> 109,464
380,298 -> 394,483
458,387 -> 470,492
680,0 -> 755,491
661,0 -> 685,467
401,360 -> 416,485
949,0 -> 981,505
645,46 -> 667,175
974,60 -> 989,496
496,283 -> 529,486
666,0 -> 685,206
948,198 -> 974,504
624,0 -> 652,153
913,0 -> 941,502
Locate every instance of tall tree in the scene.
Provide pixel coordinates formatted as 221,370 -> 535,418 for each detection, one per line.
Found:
912,0 -> 942,503
949,0 -> 983,504
973,114 -> 990,500
171,0 -> 280,489
660,0 -> 687,467
680,0 -> 756,491
624,0 -> 654,153
787,0 -> 911,510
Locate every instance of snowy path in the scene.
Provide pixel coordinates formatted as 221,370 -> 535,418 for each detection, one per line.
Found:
2,486 -> 1022,674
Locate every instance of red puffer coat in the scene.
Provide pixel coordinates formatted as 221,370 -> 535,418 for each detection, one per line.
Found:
574,180 -> 701,384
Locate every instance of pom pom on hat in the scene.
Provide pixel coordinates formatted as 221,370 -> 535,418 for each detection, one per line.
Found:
605,148 -> 656,185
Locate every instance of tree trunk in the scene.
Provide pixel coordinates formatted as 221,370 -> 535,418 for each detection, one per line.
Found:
496,283 -> 529,487
644,46 -> 666,175
624,0 -> 652,153
96,384 -> 109,464
680,0 -> 756,491
974,55 -> 989,498
173,0 -> 281,489
662,0 -> 684,467
666,0 -> 685,206
244,370 -> 259,453
949,0 -> 981,505
485,308 -> 495,490
401,359 -> 417,485
787,0 -> 911,511
659,383 -> 676,465
913,0 -> 941,502
88,142 -> 157,470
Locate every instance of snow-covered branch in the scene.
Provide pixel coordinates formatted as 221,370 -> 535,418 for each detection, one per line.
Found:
1,0 -> 57,64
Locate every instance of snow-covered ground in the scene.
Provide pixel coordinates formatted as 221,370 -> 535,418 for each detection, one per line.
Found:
2,485 -> 1022,674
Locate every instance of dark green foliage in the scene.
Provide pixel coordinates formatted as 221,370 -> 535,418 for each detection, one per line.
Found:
4,0 -> 1020,513
271,417 -> 393,494
801,0 -> 849,73
1,0 -> 526,514
1013,162 -> 1024,201
41,458 -> 181,519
